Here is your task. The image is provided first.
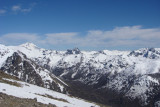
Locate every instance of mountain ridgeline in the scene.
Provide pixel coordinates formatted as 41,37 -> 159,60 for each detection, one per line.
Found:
0,43 -> 160,107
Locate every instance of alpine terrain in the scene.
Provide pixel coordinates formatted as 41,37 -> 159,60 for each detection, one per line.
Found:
0,42 -> 160,107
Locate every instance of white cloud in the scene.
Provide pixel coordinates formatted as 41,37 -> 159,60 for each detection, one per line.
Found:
0,9 -> 6,14
81,26 -> 160,48
21,8 -> 32,12
0,33 -> 41,45
11,3 -> 35,13
0,2 -> 36,15
12,5 -> 21,12
0,26 -> 160,50
46,33 -> 79,45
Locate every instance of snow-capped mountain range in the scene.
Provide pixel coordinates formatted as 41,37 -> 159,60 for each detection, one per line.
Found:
0,42 -> 160,107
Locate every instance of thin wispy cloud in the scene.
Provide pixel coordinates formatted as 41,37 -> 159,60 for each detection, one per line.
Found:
11,4 -> 34,13
12,5 -> 21,12
0,3 -> 36,15
0,33 -> 40,45
46,33 -> 79,45
0,9 -> 7,15
0,26 -> 160,50
21,8 -> 32,12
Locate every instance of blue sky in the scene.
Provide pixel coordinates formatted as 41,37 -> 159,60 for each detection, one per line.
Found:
0,0 -> 160,50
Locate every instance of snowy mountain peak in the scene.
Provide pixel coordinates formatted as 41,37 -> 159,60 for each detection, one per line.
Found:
20,42 -> 38,49
0,43 -> 160,106
0,44 -> 6,47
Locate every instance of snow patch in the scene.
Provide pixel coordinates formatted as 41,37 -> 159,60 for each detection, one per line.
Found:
0,78 -> 99,107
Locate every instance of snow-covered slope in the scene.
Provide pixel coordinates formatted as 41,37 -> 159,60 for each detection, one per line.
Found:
0,72 -> 99,107
0,47 -> 68,93
0,43 -> 160,106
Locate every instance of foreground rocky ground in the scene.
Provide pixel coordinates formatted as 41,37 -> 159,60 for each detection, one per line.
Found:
0,93 -> 56,107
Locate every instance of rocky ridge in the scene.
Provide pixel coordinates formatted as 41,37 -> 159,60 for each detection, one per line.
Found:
0,43 -> 160,106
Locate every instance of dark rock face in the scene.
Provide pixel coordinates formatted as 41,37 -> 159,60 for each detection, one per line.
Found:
73,48 -> 81,54
66,48 -> 81,54
66,49 -> 73,54
0,52 -> 67,93
1,52 -> 44,87
129,48 -> 160,59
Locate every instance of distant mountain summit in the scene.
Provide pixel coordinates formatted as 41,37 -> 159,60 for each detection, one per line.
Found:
20,42 -> 38,48
129,48 -> 160,59
0,43 -> 160,107
66,48 -> 81,54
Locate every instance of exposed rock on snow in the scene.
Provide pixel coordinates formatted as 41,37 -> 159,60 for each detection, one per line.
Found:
0,72 -> 99,107
0,43 -> 160,106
